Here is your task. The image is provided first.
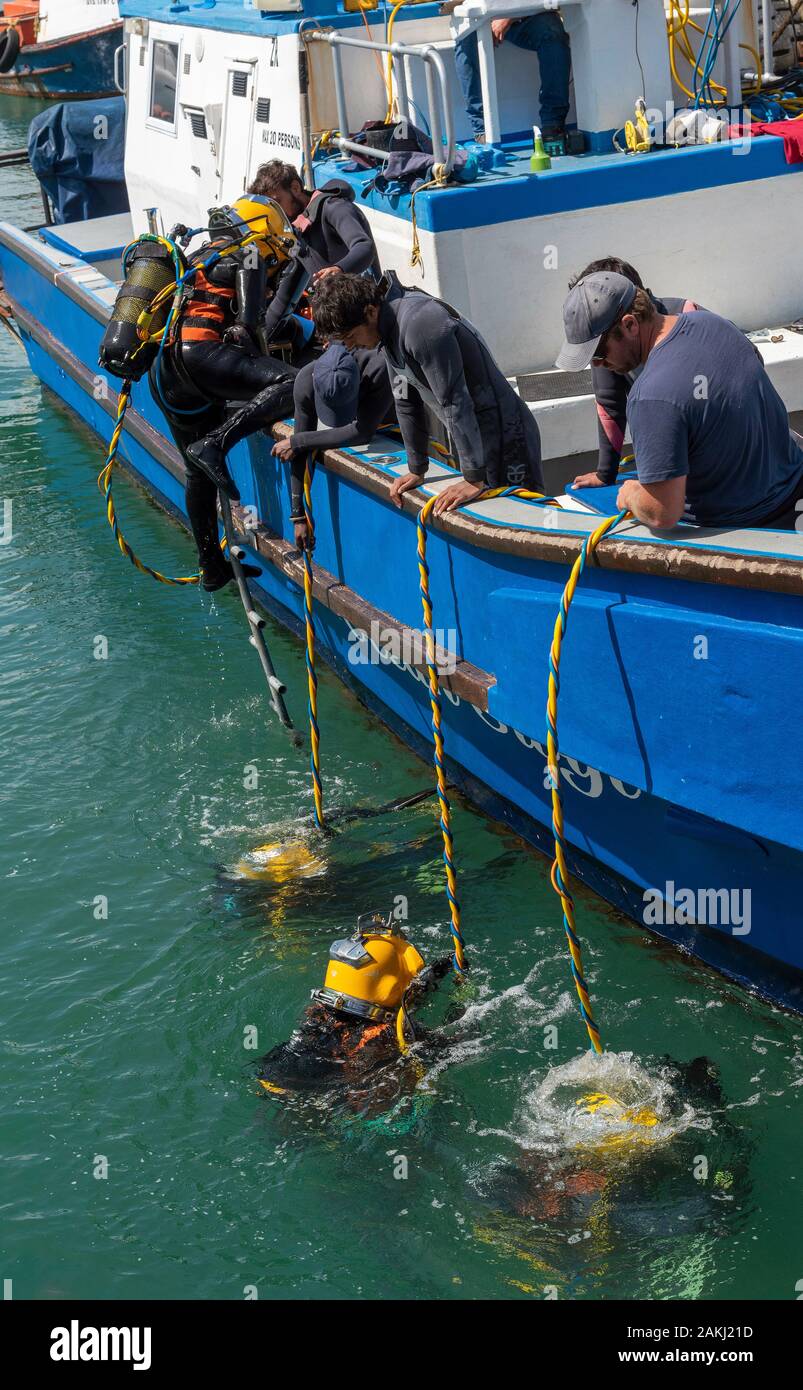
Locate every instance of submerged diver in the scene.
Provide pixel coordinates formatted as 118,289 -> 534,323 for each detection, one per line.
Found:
475,1054 -> 750,1257
150,196 -> 311,591
257,911 -> 452,1107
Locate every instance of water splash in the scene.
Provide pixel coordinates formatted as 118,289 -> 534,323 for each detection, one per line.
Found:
513,1051 -> 698,1158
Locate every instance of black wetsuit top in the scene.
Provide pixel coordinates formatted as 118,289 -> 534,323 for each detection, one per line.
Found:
287,348 -> 397,517
377,272 -> 543,490
294,180 -> 382,280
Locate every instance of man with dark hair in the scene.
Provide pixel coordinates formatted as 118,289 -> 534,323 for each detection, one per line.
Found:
312,271 -> 543,514
272,342 -> 396,550
249,160 -> 381,283
569,256 -> 701,490
557,271 -> 803,530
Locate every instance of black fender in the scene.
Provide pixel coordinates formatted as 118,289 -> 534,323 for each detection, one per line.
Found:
0,25 -> 21,74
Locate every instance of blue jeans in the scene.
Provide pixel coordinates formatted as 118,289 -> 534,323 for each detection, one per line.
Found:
454,14 -> 571,138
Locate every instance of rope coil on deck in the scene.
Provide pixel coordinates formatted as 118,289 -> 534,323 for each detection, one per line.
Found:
303,460 -> 325,829
417,495 -> 466,974
98,382 -> 205,586
546,508 -> 630,1053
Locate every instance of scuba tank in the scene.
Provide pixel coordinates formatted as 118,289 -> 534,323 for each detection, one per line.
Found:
99,237 -> 185,381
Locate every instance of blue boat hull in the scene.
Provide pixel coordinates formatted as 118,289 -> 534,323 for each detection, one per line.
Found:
0,22 -> 123,99
2,227 -> 802,1015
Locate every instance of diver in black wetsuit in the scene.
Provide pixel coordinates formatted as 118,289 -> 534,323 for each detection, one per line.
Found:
151,196 -> 314,591
272,341 -> 396,551
258,912 -> 453,1113
249,159 -> 382,284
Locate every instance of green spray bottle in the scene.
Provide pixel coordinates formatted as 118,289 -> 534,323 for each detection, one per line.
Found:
530,125 -> 552,173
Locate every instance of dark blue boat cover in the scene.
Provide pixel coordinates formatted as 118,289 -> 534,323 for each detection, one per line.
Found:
28,99 -> 129,225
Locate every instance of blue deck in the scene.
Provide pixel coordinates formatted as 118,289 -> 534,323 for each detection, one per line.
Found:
313,131 -> 803,232
119,0 -> 443,35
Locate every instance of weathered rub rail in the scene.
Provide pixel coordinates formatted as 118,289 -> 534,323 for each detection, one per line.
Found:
272,422 -> 803,597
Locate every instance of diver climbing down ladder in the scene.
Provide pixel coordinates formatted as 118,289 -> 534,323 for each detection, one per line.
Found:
95,216 -> 301,737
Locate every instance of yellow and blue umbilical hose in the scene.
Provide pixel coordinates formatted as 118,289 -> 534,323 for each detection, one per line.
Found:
302,459 -> 325,829
98,381 -> 207,586
416,495 -> 466,975
546,508 -> 630,1053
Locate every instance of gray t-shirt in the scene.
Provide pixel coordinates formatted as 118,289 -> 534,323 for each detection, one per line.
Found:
627,310 -> 803,526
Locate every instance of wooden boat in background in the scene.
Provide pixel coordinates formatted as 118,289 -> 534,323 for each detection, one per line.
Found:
0,1 -> 122,100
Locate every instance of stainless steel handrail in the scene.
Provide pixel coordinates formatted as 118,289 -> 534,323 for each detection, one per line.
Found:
113,42 -> 127,96
306,31 -> 455,175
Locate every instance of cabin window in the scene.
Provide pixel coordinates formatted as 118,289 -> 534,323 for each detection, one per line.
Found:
149,40 -> 179,126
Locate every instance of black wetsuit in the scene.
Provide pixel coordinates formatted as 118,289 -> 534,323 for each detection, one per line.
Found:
149,234 -> 297,586
258,958 -> 452,1101
377,272 -> 543,490
285,347 -> 397,519
293,180 -> 382,280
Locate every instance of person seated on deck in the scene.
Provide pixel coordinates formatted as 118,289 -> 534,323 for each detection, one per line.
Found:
150,197 -> 301,591
444,5 -> 571,150
248,160 -> 382,284
311,270 -> 543,515
272,342 -> 397,552
569,257 -> 701,491
556,271 -> 803,531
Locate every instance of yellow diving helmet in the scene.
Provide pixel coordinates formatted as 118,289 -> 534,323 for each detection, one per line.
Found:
574,1091 -> 660,1154
312,911 -> 426,1023
208,194 -> 295,262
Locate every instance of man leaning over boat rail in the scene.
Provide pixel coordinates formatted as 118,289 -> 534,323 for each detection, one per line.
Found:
311,271 -> 543,516
569,257 -> 701,492
272,342 -> 397,552
557,272 -> 803,532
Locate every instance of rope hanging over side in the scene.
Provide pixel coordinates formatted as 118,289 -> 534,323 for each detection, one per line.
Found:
302,459 -> 325,829
545,508 -> 630,1053
97,383 -> 206,586
410,163 -> 449,271
416,496 -> 466,974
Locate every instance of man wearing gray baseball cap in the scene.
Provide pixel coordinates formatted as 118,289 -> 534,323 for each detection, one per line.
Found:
556,271 -> 638,374
556,272 -> 803,531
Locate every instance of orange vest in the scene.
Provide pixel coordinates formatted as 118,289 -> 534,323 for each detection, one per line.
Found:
179,247 -> 236,345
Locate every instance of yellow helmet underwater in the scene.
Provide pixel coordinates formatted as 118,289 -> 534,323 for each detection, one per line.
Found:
312,911 -> 426,1023
574,1091 -> 660,1155
208,195 -> 295,262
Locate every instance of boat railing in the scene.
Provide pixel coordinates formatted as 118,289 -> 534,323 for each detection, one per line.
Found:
305,30 -> 456,177
113,42 -> 126,96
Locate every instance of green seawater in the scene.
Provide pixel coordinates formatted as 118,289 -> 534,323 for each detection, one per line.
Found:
1,96 -> 801,1302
